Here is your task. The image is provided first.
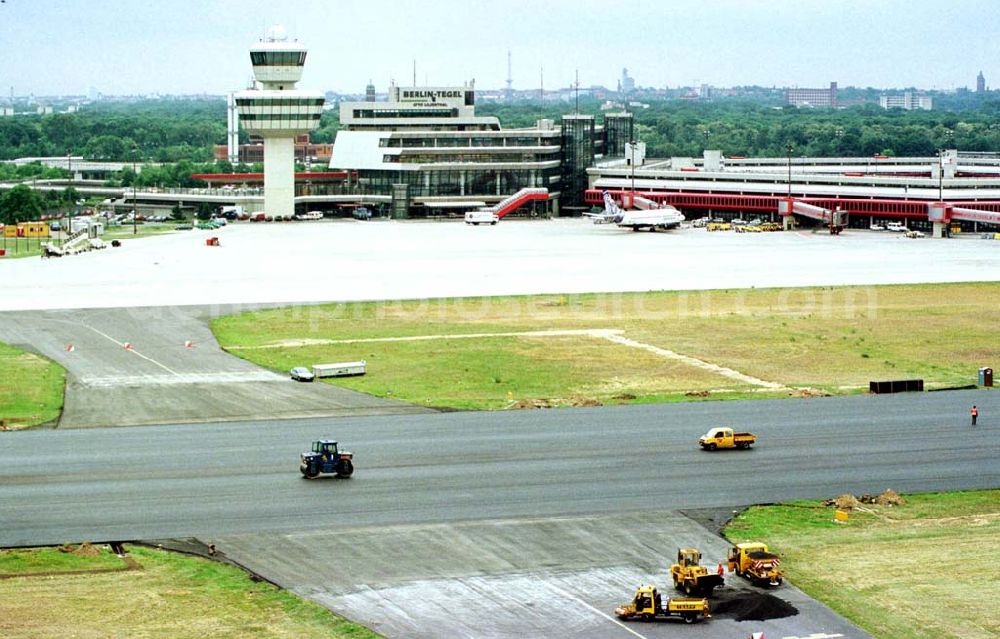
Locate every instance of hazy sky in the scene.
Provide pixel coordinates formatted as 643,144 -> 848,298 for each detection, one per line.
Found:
1,0 -> 996,96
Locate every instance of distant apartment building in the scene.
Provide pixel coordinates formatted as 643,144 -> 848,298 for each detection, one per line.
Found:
785,82 -> 838,108
879,92 -> 933,111
977,71 -> 986,93
619,68 -> 635,94
0,107 -> 13,117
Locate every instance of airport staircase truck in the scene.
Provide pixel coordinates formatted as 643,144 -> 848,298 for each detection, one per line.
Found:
465,187 -> 548,224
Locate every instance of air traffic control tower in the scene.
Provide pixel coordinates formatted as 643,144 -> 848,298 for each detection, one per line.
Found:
235,26 -> 323,219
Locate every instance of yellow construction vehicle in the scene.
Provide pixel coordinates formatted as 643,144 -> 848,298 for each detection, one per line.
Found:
699,427 -> 757,450
727,542 -> 783,587
670,548 -> 724,596
614,585 -> 710,624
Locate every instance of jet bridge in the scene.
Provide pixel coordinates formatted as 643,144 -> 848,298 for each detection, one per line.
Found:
928,203 -> 1000,237
777,198 -> 847,234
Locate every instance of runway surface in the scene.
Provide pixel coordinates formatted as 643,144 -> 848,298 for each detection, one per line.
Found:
3,390 -> 995,637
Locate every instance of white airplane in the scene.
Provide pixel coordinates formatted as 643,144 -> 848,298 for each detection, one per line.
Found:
586,191 -> 685,231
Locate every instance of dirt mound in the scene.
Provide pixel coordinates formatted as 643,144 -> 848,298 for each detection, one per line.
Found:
509,397 -> 602,409
829,494 -> 860,510
711,590 -> 798,621
824,489 -> 904,510
875,489 -> 905,506
685,390 -> 710,397
59,542 -> 100,557
789,387 -> 831,398
613,393 -> 637,400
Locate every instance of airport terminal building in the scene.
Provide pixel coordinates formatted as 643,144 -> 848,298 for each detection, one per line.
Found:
329,82 -> 633,217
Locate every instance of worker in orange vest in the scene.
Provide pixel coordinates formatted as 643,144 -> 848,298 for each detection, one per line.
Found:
971,405 -> 978,426
717,562 -> 725,576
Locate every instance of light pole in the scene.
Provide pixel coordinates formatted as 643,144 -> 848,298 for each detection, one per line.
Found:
131,144 -> 138,235
785,143 -> 793,198
66,149 -> 73,242
938,150 -> 944,202
630,140 -> 636,203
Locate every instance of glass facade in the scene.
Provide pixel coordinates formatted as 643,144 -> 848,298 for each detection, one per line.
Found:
603,112 -> 634,159
236,96 -> 324,132
251,50 -> 307,66
352,108 -> 459,119
561,115 -> 595,208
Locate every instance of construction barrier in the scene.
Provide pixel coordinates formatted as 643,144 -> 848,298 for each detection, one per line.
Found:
869,379 -> 923,394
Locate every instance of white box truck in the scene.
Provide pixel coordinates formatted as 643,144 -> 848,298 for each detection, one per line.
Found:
312,361 -> 367,378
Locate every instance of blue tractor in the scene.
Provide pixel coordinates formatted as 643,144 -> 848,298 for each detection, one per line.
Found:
300,440 -> 354,479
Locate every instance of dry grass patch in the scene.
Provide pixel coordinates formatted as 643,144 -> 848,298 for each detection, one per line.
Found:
227,334 -> 749,409
212,283 -> 1000,409
0,545 -> 376,639
725,489 -> 1000,639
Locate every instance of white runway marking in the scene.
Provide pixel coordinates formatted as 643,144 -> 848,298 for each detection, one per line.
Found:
548,584 -> 652,639
79,322 -> 180,376
79,371 -> 286,387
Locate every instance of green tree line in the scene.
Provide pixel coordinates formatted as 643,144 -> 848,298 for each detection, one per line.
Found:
479,97 -> 1000,158
0,184 -> 81,225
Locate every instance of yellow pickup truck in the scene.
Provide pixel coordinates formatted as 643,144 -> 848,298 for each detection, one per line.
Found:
699,427 -> 757,450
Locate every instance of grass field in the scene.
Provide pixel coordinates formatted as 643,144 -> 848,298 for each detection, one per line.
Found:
724,489 -> 1000,639
212,282 -> 1000,409
0,545 -> 377,639
0,343 -> 64,429
0,545 -> 125,574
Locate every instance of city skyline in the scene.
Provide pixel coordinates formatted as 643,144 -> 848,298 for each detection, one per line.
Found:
1,0 -> 996,97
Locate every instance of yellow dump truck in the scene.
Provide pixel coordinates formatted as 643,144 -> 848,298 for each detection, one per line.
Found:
699,427 -> 757,450
614,585 -> 710,624
727,542 -> 783,587
670,548 -> 724,596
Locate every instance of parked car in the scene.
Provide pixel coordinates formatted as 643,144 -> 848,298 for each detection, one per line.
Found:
464,210 -> 499,225
353,207 -> 372,221
870,223 -> 886,231
886,222 -> 908,232
290,367 -> 315,382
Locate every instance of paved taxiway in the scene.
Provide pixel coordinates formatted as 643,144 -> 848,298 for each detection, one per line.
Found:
0,306 -> 431,426
2,219 -> 999,312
